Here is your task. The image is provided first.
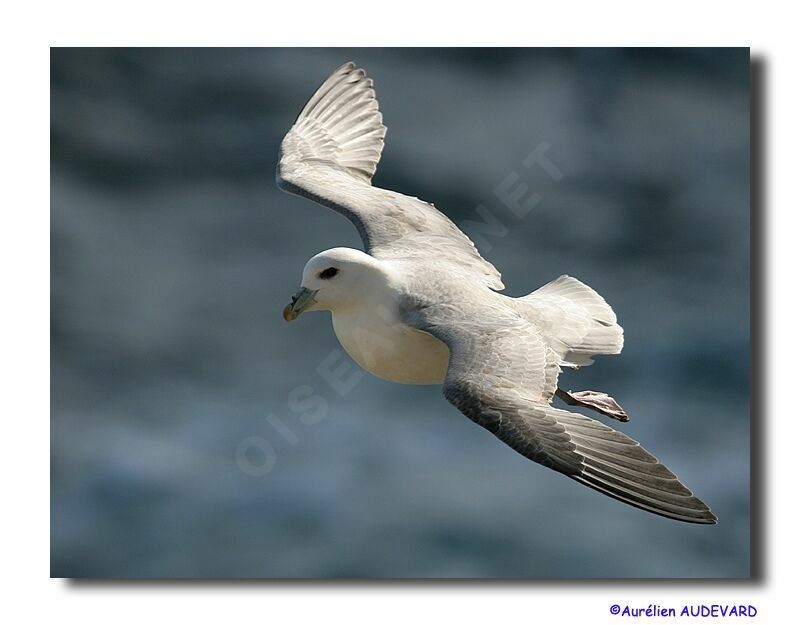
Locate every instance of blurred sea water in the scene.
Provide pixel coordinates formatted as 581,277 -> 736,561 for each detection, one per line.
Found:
51,48 -> 750,578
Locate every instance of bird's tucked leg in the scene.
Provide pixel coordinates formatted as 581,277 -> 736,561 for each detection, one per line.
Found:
555,388 -> 630,422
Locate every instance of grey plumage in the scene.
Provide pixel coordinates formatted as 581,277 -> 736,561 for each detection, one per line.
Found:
277,62 -> 717,525
278,62 -> 504,290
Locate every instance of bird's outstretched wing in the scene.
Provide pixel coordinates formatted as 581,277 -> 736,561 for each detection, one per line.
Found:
408,302 -> 717,524
276,62 -> 504,291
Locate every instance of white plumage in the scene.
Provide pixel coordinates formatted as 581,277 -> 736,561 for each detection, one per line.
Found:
277,62 -> 716,524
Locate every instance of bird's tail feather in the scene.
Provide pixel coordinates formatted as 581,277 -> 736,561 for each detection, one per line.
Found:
523,275 -> 624,367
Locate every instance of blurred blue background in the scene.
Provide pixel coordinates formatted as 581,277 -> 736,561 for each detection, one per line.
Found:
51,48 -> 750,578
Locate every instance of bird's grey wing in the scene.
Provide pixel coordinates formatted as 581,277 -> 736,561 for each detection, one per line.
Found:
408,303 -> 716,524
276,62 -> 504,290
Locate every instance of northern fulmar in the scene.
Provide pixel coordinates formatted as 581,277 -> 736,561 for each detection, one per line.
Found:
277,62 -> 716,524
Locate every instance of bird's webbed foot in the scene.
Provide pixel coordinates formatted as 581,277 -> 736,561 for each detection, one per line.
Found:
555,388 -> 630,423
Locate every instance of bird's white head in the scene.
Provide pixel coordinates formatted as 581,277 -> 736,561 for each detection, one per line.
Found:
282,247 -> 393,321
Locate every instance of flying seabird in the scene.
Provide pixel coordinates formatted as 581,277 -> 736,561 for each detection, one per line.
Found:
277,62 -> 716,524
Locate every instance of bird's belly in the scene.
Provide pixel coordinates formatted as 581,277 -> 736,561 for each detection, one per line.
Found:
332,312 -> 449,385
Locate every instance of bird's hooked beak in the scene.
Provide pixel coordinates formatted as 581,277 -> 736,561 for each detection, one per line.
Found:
282,286 -> 318,322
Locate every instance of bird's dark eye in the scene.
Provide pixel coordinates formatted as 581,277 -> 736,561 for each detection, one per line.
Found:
318,267 -> 339,280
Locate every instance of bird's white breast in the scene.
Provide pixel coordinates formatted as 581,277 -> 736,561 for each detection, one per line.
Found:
331,307 -> 449,385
